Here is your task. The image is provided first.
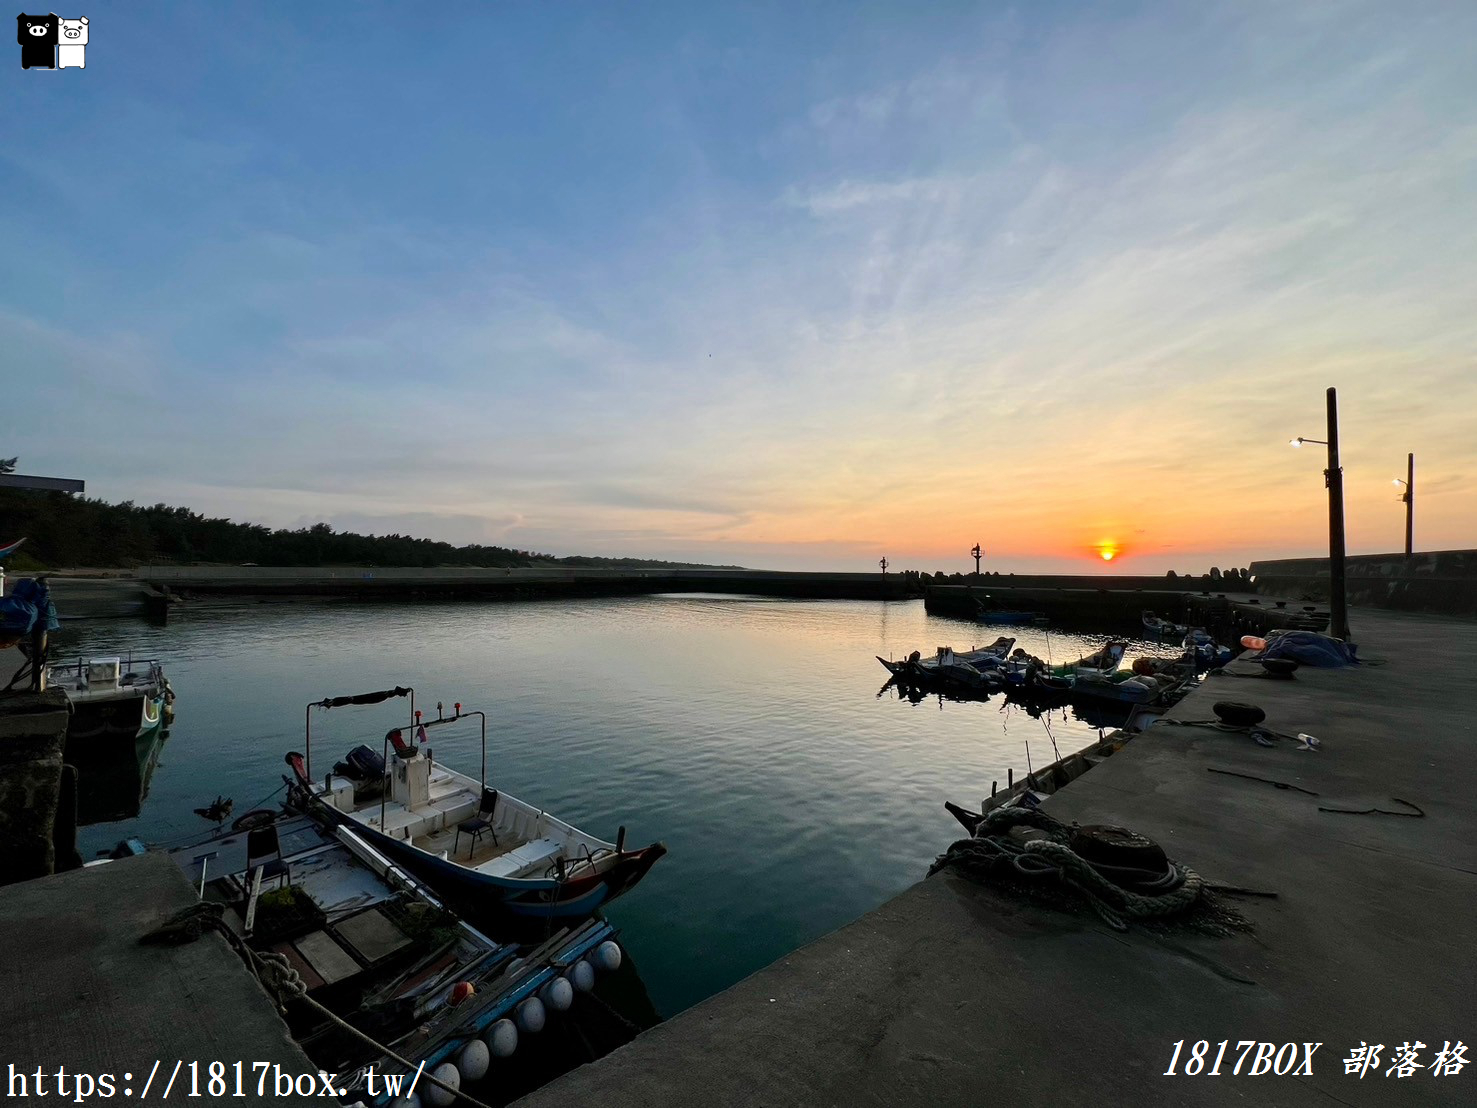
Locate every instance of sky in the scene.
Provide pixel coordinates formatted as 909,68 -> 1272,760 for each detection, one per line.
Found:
4,1 -> 1474,573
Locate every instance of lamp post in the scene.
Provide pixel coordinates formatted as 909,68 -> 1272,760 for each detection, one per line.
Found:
879,557 -> 888,576
1288,386 -> 1349,640
971,543 -> 982,576
1393,453 -> 1414,558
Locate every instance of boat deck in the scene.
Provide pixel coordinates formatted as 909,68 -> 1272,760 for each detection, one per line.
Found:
335,763 -> 593,880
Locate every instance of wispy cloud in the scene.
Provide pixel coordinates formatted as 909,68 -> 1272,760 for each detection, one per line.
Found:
4,2 -> 1474,569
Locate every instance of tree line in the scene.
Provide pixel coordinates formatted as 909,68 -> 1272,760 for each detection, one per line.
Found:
0,490 -> 734,571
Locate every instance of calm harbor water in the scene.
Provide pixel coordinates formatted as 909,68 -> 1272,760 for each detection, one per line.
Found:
56,595 -> 1177,1018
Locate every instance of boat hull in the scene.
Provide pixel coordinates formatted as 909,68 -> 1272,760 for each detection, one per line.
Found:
286,768 -> 665,935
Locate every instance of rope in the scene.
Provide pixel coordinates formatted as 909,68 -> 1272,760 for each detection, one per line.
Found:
929,808 -> 1203,932
1206,768 -> 1319,796
143,906 -> 498,1108
1318,797 -> 1425,818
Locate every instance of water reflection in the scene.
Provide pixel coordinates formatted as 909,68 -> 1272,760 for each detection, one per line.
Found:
69,727 -> 170,826
51,595 -> 1168,1019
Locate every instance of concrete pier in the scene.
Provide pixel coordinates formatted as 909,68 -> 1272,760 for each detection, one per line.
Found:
0,853 -> 323,1105
516,606 -> 1475,1107
0,689 -> 71,884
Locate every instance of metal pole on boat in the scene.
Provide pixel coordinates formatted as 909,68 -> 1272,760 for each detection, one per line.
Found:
304,705 -> 313,781
381,731 -> 391,830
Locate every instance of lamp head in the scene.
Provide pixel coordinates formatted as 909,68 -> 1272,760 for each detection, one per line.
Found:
1290,438 -> 1303,447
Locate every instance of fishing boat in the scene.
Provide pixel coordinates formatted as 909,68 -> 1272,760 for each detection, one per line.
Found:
996,650 -> 1073,706
1051,640 -> 1127,679
1069,670 -> 1164,704
44,655 -> 174,741
975,607 -> 1045,626
285,686 -> 666,930
1183,628 -> 1214,648
877,648 -> 1003,692
127,811 -> 641,1104
877,636 -> 1014,680
1141,610 -> 1188,639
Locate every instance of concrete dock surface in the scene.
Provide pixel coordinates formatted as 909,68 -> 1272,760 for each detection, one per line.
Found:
517,606 -> 1476,1107
0,853 -> 324,1105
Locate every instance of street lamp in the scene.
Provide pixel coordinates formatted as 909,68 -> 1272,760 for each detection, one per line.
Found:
971,543 -> 982,576
1393,453 -> 1414,558
1289,387 -> 1349,640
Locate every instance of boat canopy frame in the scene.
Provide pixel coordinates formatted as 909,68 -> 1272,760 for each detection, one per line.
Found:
301,686 -> 489,832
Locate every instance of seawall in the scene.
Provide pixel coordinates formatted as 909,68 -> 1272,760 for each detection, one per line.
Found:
1250,548 -> 1477,615
138,564 -> 921,601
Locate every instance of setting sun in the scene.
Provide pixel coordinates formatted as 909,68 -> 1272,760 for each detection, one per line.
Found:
1101,550 -> 1115,561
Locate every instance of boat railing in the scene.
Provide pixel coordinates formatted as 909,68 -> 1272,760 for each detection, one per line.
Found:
378,705 -> 487,834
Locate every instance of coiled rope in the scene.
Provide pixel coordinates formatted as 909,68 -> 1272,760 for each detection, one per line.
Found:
929,807 -> 1202,931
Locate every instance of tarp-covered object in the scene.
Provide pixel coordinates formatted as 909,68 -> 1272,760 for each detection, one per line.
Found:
313,686 -> 412,709
0,576 -> 61,641
1261,630 -> 1359,667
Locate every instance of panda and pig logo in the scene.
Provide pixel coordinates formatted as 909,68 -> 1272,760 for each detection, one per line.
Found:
17,12 -> 88,69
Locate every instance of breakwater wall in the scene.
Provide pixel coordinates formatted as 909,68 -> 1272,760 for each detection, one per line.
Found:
1250,549 -> 1477,615
927,579 -> 1330,640
139,565 -> 921,602
926,583 -> 1190,631
0,572 -> 160,620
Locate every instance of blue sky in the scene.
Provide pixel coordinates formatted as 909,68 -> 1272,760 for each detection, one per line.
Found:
5,1 -> 1475,570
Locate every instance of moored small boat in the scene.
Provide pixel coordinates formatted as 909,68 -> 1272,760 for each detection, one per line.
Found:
1050,640 -> 1128,679
976,608 -> 1045,626
1141,610 -> 1188,639
878,636 -> 1014,675
44,655 -> 174,742
285,686 -> 665,932
128,810 -> 642,1104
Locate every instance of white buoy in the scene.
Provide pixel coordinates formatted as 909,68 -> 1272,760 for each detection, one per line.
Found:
516,996 -> 547,1033
566,959 -> 596,993
485,1018 -> 518,1058
423,1062 -> 460,1108
591,940 -> 623,973
541,975 -> 574,1012
459,1037 -> 490,1082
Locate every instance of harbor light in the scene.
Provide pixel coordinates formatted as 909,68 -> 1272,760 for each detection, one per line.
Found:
1288,388 -> 1349,640
1394,453 -> 1415,558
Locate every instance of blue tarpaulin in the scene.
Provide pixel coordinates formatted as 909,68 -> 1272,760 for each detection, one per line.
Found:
0,577 -> 61,639
1262,630 -> 1360,667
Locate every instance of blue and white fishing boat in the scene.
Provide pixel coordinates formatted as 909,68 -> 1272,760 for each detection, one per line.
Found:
286,686 -> 665,931
134,811 -> 637,1105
